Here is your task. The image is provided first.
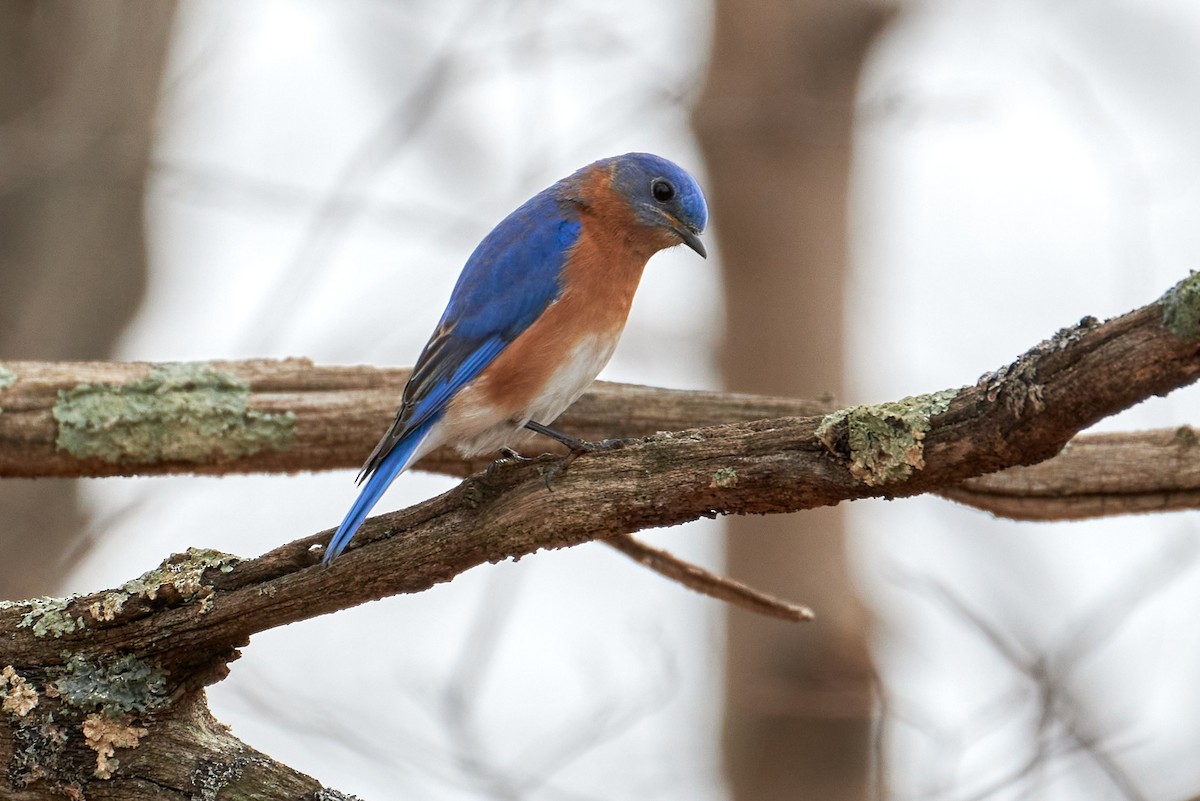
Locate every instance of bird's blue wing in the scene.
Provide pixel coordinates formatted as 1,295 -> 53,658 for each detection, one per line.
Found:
356,186 -> 583,484
326,189 -> 582,564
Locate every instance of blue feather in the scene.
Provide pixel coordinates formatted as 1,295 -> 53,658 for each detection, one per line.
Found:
440,203 -> 581,340
324,416 -> 440,565
327,205 -> 583,564
352,204 -> 582,486
399,337 -> 507,440
325,153 -> 709,565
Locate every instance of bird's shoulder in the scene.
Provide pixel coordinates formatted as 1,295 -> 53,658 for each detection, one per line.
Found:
440,186 -> 583,335
386,182 -> 586,440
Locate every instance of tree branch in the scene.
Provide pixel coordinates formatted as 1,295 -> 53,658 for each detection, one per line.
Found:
1,274 -> 1199,798
0,359 -> 830,478
4,342 -> 1199,524
603,534 -> 815,621
943,426 -> 1200,520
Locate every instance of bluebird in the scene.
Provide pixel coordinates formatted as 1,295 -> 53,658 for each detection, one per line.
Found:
323,153 -> 708,565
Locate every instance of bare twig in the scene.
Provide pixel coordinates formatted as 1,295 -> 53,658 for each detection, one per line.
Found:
603,533 -> 814,622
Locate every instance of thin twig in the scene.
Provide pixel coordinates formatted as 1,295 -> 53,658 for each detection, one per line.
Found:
602,533 -> 814,622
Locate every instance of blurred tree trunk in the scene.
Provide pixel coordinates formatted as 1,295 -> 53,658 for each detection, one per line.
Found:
695,2 -> 893,799
0,1 -> 175,599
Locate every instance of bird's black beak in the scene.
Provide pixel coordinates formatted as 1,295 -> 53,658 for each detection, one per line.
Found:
674,223 -> 707,259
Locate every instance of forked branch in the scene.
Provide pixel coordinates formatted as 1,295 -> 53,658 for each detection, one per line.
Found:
0,274 -> 1198,799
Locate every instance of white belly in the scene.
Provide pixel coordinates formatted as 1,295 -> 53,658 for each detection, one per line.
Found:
450,333 -> 619,456
525,333 -> 618,425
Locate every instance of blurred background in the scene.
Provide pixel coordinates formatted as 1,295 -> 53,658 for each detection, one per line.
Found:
3,1 -> 1200,799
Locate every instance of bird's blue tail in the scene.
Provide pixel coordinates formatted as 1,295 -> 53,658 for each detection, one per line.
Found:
322,419 -> 438,566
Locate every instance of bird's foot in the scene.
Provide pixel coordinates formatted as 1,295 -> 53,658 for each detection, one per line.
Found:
522,420 -> 636,490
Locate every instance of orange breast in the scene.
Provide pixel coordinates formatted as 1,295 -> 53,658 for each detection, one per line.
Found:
475,166 -> 670,416
441,166 -> 679,453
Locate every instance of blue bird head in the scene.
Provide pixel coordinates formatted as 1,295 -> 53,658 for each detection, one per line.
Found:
608,153 -> 709,258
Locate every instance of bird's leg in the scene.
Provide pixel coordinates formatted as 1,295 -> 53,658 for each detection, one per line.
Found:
523,420 -> 630,490
524,420 -> 589,453
524,419 -> 634,454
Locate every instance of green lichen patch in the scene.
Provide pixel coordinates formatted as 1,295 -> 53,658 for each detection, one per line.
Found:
816,389 -> 957,487
1,665 -> 39,716
52,653 -> 168,718
710,467 -> 738,488
88,548 -> 240,622
18,596 -> 81,638
1161,271 -> 1200,341
52,362 -> 296,464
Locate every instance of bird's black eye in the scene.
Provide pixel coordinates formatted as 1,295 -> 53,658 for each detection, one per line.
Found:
651,179 -> 675,203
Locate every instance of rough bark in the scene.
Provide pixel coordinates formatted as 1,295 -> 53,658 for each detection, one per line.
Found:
0,274 -> 1198,799
0,361 -> 828,478
3,280 -> 1200,521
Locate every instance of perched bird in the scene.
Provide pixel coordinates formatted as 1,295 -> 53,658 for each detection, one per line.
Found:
323,152 -> 708,565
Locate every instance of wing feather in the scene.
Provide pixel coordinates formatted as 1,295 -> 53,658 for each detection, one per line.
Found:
358,188 -> 582,482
